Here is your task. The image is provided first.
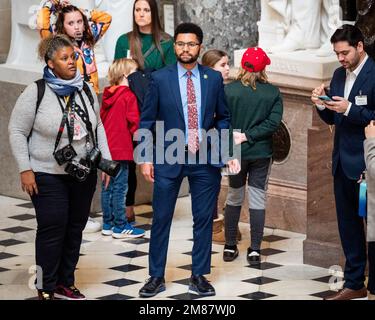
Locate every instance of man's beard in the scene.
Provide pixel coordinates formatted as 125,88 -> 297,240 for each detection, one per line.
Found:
176,51 -> 200,64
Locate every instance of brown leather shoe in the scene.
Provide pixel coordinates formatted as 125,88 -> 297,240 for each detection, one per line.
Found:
324,287 -> 368,300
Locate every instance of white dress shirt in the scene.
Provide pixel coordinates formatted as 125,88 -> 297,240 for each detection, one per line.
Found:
316,54 -> 369,115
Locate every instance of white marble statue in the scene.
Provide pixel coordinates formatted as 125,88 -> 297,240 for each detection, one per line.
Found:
95,0 -> 134,62
258,0 -> 342,56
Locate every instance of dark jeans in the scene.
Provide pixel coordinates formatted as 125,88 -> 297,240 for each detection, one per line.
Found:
31,172 -> 97,292
126,160 -> 136,207
101,161 -> 129,228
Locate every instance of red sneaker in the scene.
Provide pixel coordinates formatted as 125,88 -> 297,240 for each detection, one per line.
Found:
55,285 -> 86,300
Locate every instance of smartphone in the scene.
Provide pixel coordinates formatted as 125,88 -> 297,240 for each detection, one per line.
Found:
318,95 -> 332,101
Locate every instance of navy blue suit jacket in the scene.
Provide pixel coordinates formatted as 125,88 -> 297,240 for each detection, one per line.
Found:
139,63 -> 231,178
317,57 -> 375,180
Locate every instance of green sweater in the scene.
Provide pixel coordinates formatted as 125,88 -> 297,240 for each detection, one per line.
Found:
225,80 -> 283,160
114,32 -> 176,70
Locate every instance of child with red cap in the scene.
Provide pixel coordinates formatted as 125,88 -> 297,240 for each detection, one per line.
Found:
223,47 -> 283,264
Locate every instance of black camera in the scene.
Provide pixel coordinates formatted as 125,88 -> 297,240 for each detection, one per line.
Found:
54,144 -> 77,165
64,159 -> 91,182
88,147 -> 121,177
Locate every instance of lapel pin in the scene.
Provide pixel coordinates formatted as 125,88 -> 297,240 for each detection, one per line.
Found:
204,74 -> 208,79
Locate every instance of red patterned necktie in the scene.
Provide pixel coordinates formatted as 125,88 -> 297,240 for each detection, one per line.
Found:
186,71 -> 199,153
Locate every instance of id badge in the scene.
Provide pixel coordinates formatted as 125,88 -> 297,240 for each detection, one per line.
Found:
73,115 -> 88,140
355,95 -> 368,106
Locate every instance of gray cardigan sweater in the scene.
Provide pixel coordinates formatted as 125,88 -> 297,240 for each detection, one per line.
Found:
8,82 -> 111,175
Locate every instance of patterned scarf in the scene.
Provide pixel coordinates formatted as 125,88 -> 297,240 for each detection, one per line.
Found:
43,66 -> 83,96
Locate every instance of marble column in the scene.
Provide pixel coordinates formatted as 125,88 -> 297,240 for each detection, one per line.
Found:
173,0 -> 261,62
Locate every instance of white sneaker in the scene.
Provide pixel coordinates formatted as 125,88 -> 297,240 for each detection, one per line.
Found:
83,218 -> 101,233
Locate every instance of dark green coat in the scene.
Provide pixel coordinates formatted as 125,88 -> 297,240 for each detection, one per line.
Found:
225,80 -> 283,160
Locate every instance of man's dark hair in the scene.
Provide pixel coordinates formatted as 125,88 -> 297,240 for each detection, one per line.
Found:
174,23 -> 203,44
330,24 -> 365,47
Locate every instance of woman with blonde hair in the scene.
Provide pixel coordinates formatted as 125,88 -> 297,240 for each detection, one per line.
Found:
223,47 -> 283,264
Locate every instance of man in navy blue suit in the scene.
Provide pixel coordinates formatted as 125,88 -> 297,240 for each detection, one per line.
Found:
311,24 -> 375,300
137,23 -> 231,298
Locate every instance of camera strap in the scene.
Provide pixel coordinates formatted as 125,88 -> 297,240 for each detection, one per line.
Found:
53,93 -> 75,155
76,91 -> 98,149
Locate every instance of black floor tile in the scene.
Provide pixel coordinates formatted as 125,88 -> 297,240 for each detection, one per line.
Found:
9,214 -> 35,221
311,290 -> 338,299
168,292 -> 202,300
1,226 -> 33,233
104,278 -> 140,287
246,262 -> 282,270
110,264 -> 146,273
16,202 -> 34,209
239,291 -> 276,300
0,252 -> 17,260
134,224 -> 152,231
242,276 -> 280,285
172,278 -> 190,286
312,276 -> 344,283
0,267 -> 9,272
116,250 -> 148,258
97,293 -> 134,300
260,248 -> 286,256
123,238 -> 150,245
0,239 -> 25,247
263,235 -> 289,242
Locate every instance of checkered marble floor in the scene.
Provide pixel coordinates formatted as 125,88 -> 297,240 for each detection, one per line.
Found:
0,194 -> 344,300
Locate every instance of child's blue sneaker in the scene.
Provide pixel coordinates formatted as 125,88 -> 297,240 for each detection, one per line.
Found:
112,223 -> 145,239
102,223 -> 114,236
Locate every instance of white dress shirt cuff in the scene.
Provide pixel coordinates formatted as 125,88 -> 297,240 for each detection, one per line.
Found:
315,104 -> 326,111
344,102 -> 352,116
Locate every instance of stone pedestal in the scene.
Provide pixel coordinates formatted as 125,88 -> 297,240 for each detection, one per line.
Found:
223,49 -> 345,268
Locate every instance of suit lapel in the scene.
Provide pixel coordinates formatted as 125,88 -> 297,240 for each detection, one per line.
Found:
199,64 -> 209,125
169,64 -> 185,121
348,58 -> 373,102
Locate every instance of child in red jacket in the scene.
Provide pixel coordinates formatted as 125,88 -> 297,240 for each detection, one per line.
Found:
100,58 -> 145,238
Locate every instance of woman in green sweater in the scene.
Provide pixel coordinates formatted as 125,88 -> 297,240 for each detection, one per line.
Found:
114,0 -> 176,222
223,47 -> 283,264
114,0 -> 176,70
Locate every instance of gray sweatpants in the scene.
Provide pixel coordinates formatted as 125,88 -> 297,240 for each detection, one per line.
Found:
224,158 -> 272,249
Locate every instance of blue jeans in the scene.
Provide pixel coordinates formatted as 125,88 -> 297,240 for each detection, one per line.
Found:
101,161 -> 129,229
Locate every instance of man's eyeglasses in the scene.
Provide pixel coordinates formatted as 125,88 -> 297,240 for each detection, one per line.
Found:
175,41 -> 200,49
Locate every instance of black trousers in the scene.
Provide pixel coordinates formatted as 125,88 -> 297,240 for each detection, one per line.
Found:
31,172 -> 97,291
126,160 -> 137,207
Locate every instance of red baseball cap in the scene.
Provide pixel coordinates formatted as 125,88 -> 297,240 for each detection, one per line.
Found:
241,47 -> 271,73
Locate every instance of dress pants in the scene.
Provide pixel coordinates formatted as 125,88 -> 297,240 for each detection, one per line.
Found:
149,164 -> 221,277
334,163 -> 367,290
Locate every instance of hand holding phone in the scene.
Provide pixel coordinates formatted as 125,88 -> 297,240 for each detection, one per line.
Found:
318,95 -> 332,101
